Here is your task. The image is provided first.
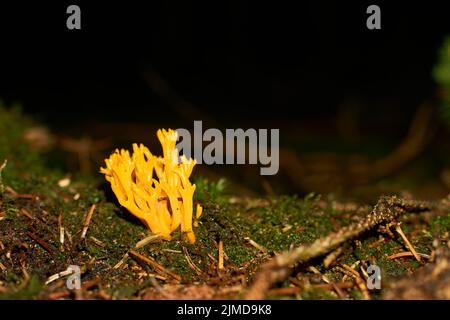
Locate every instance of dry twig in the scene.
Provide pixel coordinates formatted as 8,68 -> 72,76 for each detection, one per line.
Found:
245,237 -> 268,254
135,234 -> 161,249
81,204 -> 96,240
27,232 -> 54,254
183,247 -> 204,276
387,251 -> 431,260
394,223 -> 421,262
129,249 -> 181,282
340,264 -> 370,300
20,208 -> 35,220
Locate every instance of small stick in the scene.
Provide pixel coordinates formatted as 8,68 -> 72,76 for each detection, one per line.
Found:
47,290 -> 71,300
394,223 -> 421,262
308,266 -> 330,283
313,282 -> 354,290
0,160 -> 7,194
96,290 -> 112,300
323,246 -> 344,268
182,247 -> 204,275
331,282 -> 347,299
360,265 -> 369,280
342,260 -> 360,282
206,252 -> 217,263
339,264 -> 370,300
135,234 -> 161,249
129,249 -> 181,282
387,251 -> 430,260
162,249 -> 182,254
89,236 -> 106,247
4,186 -> 18,197
58,211 -> 65,248
82,278 -> 99,291
267,286 -> 300,296
27,232 -> 54,254
149,273 -> 167,281
218,240 -> 224,270
13,194 -> 37,200
65,229 -> 73,245
81,204 -> 96,240
21,263 -> 29,281
4,186 -> 38,200
45,267 -> 76,285
368,236 -> 386,248
74,288 -> 84,300
113,253 -> 129,269
244,237 -> 268,254
20,208 -> 35,220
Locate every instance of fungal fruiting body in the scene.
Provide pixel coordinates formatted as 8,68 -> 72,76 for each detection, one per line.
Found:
100,129 -> 202,243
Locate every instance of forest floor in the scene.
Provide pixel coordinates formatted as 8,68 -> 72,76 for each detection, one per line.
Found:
0,106 -> 449,300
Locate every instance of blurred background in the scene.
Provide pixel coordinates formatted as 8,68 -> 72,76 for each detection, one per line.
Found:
1,1 -> 450,199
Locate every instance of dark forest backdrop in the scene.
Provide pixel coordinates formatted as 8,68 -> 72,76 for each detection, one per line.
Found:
1,1 -> 450,129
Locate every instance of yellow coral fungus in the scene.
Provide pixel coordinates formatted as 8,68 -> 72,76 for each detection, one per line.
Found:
100,129 -> 202,243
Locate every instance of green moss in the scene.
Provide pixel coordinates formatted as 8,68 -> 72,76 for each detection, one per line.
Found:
248,194 -> 334,252
378,257 -> 407,278
429,213 -> 450,235
0,104 -> 50,183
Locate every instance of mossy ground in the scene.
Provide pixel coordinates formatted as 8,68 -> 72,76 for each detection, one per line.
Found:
0,105 -> 449,300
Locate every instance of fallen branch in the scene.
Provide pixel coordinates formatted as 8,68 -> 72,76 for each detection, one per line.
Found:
245,195 -> 447,299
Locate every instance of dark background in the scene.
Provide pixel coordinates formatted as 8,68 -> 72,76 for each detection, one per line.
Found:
1,1 -> 450,129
